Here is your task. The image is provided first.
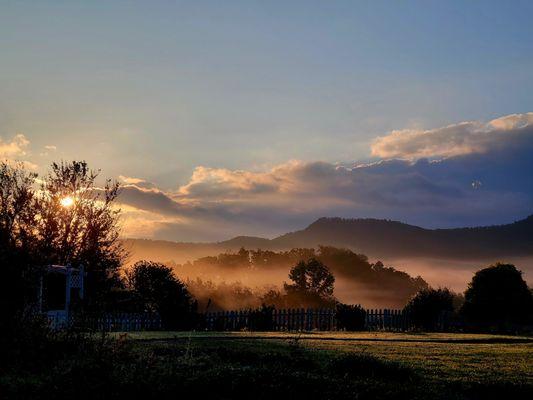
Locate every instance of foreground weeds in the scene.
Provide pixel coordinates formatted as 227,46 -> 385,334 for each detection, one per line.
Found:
1,332 -> 531,400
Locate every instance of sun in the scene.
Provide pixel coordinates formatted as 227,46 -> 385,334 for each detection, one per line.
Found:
60,196 -> 75,208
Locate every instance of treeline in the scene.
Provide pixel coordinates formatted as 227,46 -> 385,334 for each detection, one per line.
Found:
404,263 -> 533,332
171,246 -> 428,308
120,257 -> 340,327
125,258 -> 533,334
1,160 -> 532,339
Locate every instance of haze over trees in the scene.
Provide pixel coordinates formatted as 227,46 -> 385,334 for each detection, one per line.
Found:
1,160 -> 531,333
172,246 -> 428,309
284,258 -> 335,300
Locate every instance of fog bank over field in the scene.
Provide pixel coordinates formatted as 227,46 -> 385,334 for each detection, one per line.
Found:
157,247 -> 428,309
122,215 -> 533,303
172,263 -> 422,309
384,257 -> 533,292
124,240 -> 533,308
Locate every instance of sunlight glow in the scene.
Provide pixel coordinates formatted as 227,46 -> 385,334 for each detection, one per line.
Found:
60,196 -> 75,208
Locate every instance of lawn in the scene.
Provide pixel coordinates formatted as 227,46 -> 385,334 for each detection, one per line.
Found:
125,331 -> 532,397
3,331 -> 532,399
125,331 -> 533,382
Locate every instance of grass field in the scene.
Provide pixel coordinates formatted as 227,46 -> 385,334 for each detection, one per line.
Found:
3,331 -> 532,399
123,331 -> 533,398
125,331 -> 533,381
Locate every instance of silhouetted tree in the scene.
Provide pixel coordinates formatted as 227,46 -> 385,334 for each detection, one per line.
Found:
285,258 -> 335,297
127,261 -> 197,329
0,162 -> 40,338
404,288 -> 455,331
34,161 -> 125,304
284,258 -> 336,307
461,263 -> 533,332
183,247 -> 427,308
0,160 -> 125,323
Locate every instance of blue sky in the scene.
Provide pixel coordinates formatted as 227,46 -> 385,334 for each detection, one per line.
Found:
1,1 -> 533,239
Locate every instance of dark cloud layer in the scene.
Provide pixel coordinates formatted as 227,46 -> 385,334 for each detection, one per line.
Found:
116,113 -> 533,240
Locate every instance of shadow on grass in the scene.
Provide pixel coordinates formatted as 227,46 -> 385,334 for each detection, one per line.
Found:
2,333 -> 531,400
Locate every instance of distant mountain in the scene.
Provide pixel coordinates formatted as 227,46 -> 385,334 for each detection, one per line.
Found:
122,215 -> 533,264
268,215 -> 533,258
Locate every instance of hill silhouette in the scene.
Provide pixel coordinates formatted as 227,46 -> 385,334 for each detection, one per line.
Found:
123,214 -> 533,264
269,215 -> 533,258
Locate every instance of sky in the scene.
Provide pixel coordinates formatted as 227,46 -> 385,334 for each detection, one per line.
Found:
1,1 -> 533,241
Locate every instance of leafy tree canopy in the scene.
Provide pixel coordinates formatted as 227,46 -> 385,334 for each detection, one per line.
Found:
404,288 -> 455,330
461,263 -> 533,331
284,258 -> 335,298
127,261 -> 197,329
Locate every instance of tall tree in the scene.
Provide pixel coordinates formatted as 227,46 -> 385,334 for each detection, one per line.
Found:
461,263 -> 533,331
0,160 -> 125,312
0,162 -> 40,327
34,161 -> 125,303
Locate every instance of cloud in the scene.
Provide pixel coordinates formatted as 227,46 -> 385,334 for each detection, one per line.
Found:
178,166 -> 280,198
119,175 -> 157,189
0,134 -> 30,159
0,134 -> 38,170
39,144 -> 58,157
119,175 -> 144,185
371,112 -> 533,159
114,112 -> 533,241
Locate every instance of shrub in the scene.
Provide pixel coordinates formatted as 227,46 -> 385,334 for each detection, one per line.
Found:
335,304 -> 366,331
404,288 -> 454,331
248,305 -> 275,331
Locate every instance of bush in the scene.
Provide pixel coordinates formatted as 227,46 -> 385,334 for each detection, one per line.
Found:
404,288 -> 454,331
248,305 -> 275,331
335,304 -> 366,331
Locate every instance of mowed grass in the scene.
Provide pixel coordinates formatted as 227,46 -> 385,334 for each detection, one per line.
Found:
118,330 -> 533,343
3,331 -> 532,399
123,331 -> 533,392
299,334 -> 533,385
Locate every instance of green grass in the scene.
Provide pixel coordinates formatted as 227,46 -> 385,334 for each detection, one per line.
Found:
126,331 -> 533,394
115,330 -> 533,342
2,331 -> 532,399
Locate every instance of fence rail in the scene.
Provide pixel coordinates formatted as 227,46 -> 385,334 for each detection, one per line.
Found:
202,308 -> 423,332
203,308 -> 337,331
66,308 -> 451,332
73,313 -> 162,331
365,309 -> 411,331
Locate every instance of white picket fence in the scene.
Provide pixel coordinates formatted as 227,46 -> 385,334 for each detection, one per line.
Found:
203,308 -> 420,331
69,308 -> 450,332
75,313 -> 162,331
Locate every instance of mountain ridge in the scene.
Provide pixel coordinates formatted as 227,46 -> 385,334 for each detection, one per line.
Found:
122,214 -> 533,264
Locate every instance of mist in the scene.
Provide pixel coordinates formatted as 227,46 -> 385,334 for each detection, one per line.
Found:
124,246 -> 431,310
383,256 -> 533,292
